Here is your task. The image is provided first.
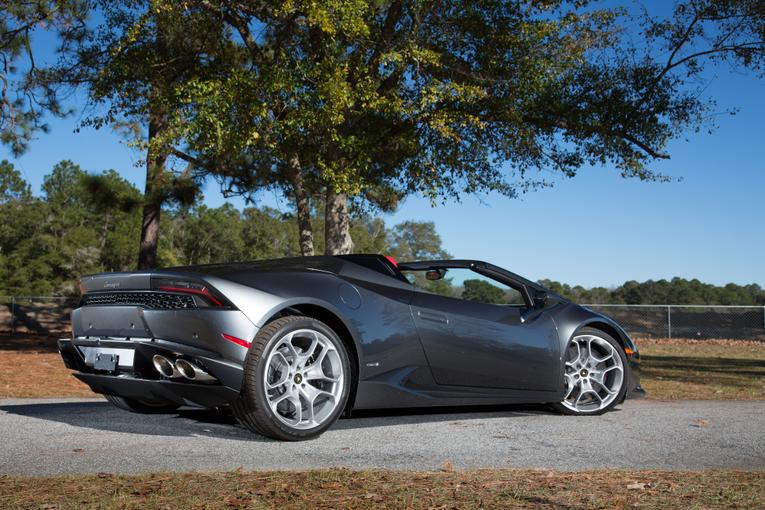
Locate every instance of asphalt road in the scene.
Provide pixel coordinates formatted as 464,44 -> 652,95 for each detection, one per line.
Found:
0,398 -> 763,475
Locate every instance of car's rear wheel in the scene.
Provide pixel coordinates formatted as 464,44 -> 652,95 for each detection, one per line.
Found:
104,394 -> 179,414
232,315 -> 351,440
551,327 -> 627,415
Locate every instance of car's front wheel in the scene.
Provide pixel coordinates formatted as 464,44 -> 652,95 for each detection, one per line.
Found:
551,327 -> 627,415
232,315 -> 351,440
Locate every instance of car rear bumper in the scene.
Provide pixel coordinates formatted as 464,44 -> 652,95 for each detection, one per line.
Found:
59,336 -> 245,407
60,303 -> 258,407
73,372 -> 240,407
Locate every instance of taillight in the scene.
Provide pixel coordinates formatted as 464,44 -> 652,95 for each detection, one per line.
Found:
151,278 -> 229,308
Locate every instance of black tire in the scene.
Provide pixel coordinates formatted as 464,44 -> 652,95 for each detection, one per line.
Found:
550,327 -> 628,416
232,315 -> 352,441
104,394 -> 180,414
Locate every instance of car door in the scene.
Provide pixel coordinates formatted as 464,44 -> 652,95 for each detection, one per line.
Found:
408,272 -> 559,391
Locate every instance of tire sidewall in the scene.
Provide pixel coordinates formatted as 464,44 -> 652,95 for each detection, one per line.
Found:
247,317 -> 351,440
557,327 -> 629,415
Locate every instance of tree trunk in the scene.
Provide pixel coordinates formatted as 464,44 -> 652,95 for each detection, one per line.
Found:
137,200 -> 161,269
137,11 -> 169,271
137,111 -> 167,270
288,155 -> 314,256
324,187 -> 352,255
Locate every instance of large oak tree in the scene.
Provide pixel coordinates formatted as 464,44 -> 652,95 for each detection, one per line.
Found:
5,1 -> 764,261
161,0 -> 764,255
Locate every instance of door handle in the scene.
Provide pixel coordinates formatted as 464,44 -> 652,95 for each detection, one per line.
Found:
417,310 -> 450,325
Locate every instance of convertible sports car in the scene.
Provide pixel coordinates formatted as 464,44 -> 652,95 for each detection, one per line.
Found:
59,255 -> 643,440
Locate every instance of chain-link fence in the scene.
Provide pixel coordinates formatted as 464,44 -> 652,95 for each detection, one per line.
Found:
1,296 -> 764,340
584,304 -> 765,340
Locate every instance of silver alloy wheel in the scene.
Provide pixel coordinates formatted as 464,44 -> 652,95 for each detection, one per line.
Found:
561,334 -> 624,413
263,328 -> 344,430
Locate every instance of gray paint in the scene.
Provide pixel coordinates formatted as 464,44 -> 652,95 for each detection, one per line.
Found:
62,255 -> 642,410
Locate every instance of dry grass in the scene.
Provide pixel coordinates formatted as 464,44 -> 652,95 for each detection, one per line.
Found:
635,338 -> 765,400
0,350 -> 93,398
1,469 -> 763,510
0,336 -> 93,398
1,336 -> 764,400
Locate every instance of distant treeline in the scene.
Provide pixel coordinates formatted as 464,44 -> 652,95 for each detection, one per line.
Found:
539,279 -> 765,306
0,160 -> 448,296
2,160 -> 763,305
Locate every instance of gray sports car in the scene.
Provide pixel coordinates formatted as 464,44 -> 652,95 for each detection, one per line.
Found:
59,254 -> 644,440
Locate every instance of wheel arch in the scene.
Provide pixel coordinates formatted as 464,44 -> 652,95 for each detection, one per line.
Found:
262,302 -> 360,413
578,318 -> 638,356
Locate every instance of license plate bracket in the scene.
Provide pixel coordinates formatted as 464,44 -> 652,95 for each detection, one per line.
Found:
94,353 -> 119,372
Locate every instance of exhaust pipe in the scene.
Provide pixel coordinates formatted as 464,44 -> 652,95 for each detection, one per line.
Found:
174,359 -> 216,383
152,354 -> 180,378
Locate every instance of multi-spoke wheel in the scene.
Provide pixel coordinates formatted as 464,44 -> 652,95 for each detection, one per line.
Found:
552,327 -> 627,415
232,315 -> 351,440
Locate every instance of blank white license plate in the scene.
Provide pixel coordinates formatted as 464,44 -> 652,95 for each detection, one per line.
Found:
78,347 -> 135,368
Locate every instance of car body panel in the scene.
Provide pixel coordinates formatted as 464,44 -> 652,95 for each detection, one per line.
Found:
409,292 -> 560,391
60,255 -> 643,411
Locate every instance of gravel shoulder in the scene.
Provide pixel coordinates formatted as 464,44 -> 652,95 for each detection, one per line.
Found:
0,398 -> 762,476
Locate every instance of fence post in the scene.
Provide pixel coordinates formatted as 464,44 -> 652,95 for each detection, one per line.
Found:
667,305 -> 672,339
10,296 -> 15,335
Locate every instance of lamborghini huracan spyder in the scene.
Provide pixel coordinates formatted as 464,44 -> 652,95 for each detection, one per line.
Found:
59,255 -> 644,440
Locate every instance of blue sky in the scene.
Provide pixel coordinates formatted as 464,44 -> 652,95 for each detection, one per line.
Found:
3,13 -> 764,289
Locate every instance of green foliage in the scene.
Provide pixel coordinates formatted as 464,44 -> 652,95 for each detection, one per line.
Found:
461,279 -> 506,305
0,159 -> 31,203
0,1 -> 88,154
389,221 -> 450,261
2,158 -> 763,305
0,159 -> 40,262
0,160 -> 143,295
240,207 -> 302,261
159,1 -> 765,212
0,159 -> 451,295
6,1 -> 765,262
539,278 -> 765,306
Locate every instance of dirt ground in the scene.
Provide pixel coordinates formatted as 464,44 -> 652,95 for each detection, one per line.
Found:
1,336 -> 763,400
0,469 -> 763,509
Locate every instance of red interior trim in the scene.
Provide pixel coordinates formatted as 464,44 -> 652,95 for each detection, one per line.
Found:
158,286 -> 223,307
385,255 -> 398,267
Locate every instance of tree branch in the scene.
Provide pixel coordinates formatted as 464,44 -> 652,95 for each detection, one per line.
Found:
653,11 -> 702,87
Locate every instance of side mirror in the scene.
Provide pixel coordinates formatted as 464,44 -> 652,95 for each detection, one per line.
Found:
425,268 -> 446,281
533,290 -> 548,309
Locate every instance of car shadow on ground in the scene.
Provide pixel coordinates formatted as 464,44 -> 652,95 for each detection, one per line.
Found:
0,399 -> 557,441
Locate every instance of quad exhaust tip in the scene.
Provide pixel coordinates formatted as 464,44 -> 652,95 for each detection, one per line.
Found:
152,354 -> 179,378
174,359 -> 216,383
152,354 -> 216,383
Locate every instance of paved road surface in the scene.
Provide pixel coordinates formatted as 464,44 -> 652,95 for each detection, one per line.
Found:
0,398 -> 763,475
